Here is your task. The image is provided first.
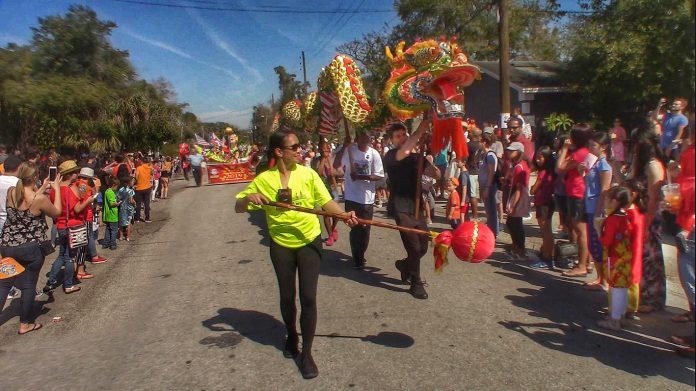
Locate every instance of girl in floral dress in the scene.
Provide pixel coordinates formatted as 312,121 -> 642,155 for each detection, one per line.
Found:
597,186 -> 644,330
117,176 -> 136,241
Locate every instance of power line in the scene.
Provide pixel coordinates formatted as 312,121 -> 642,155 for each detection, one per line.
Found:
111,0 -> 393,13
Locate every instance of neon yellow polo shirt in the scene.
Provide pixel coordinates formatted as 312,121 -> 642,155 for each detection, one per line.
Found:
236,164 -> 332,249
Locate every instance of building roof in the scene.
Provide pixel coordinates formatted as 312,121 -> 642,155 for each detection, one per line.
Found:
472,61 -> 566,93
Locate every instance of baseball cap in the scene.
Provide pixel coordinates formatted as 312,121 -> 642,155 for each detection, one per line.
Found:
505,142 -> 525,153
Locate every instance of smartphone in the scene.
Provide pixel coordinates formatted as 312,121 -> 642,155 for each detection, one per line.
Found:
131,167 -> 136,176
277,188 -> 292,204
48,166 -> 57,181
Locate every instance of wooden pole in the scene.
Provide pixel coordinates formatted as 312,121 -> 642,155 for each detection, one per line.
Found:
413,114 -> 429,218
342,116 -> 354,167
268,201 -> 433,237
499,0 -> 511,129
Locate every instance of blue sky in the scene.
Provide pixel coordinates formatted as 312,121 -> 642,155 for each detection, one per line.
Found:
0,0 -> 580,128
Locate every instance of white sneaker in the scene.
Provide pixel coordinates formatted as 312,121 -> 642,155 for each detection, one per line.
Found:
7,286 -> 20,299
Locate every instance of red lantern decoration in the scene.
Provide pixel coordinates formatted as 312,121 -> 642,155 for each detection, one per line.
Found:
450,221 -> 495,263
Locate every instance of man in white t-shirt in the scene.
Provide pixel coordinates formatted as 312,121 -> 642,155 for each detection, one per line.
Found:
334,132 -> 384,269
0,155 -> 22,231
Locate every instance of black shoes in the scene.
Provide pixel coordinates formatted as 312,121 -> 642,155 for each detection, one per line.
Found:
353,259 -> 366,270
298,352 -> 319,379
394,259 -> 411,284
283,334 -> 300,358
43,281 -> 60,293
409,280 -> 428,300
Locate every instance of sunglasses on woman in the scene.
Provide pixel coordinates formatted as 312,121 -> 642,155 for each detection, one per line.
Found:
282,144 -> 301,151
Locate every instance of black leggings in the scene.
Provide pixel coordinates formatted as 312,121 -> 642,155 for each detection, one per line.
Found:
269,236 -> 322,353
506,217 -> 525,249
0,242 -> 45,323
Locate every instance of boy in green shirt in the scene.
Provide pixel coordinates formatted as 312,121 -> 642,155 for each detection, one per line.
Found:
102,177 -> 120,250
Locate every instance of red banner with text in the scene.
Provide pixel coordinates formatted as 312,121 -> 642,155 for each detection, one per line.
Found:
206,162 -> 255,184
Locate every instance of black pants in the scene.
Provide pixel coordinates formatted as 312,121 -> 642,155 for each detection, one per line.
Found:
507,217 -> 525,249
345,200 -> 374,266
135,188 -> 151,221
0,242 -> 45,323
394,211 -> 429,281
192,166 -> 202,186
269,236 -> 322,353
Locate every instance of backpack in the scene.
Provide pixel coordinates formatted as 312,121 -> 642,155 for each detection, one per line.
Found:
487,151 -> 504,189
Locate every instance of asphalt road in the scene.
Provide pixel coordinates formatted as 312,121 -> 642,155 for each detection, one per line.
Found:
1,177 -> 694,390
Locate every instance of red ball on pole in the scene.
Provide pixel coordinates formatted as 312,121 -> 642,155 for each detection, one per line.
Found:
450,221 -> 495,263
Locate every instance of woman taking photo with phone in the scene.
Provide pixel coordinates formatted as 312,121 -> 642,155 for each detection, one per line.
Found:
235,130 -> 358,380
0,162 -> 62,334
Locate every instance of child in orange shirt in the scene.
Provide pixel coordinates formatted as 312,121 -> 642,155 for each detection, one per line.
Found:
447,178 -> 462,228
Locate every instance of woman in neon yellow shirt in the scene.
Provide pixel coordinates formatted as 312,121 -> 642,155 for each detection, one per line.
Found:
236,131 -> 358,379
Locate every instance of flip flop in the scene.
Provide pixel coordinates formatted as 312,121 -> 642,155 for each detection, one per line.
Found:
671,312 -> 694,323
562,270 -> 588,277
18,323 -> 42,335
583,283 -> 607,291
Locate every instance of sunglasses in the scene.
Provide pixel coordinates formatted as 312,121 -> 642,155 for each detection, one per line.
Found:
282,143 -> 301,151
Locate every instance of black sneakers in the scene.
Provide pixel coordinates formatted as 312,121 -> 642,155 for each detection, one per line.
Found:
409,280 -> 428,300
283,334 -> 299,358
299,352 -> 319,379
394,259 -> 410,284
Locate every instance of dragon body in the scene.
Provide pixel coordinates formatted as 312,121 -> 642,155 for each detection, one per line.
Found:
275,38 -> 480,156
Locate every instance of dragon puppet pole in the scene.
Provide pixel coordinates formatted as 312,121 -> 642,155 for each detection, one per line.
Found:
413,112 -> 429,218
268,201 -> 433,237
342,116 -> 355,167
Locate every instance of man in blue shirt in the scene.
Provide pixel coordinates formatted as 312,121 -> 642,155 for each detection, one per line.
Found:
655,97 -> 689,158
189,150 -> 205,186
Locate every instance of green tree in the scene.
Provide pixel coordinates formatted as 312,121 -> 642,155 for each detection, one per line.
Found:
562,0 -> 695,125
30,4 -> 135,86
0,5 -> 192,153
391,0 -> 562,60
251,104 -> 273,145
273,66 -> 304,106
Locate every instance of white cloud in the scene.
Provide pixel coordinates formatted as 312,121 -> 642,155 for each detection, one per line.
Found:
187,9 -> 263,84
120,27 -> 240,82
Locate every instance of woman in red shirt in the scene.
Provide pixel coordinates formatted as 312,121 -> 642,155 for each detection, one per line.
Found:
556,124 -> 594,277
44,161 -> 96,294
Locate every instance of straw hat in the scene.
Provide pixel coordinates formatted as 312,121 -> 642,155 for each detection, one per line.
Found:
58,160 -> 80,175
78,167 -> 95,178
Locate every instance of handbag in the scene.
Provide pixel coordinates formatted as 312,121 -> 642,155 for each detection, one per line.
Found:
554,240 -> 578,262
0,257 -> 25,279
39,240 -> 55,256
64,187 -> 88,249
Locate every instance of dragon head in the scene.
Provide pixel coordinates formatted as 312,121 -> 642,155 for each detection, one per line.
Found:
384,38 -> 480,120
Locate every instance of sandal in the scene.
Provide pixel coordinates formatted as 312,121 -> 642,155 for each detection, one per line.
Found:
76,273 -> 94,280
638,305 -> 655,314
671,312 -> 694,323
583,283 -> 607,291
18,323 -> 42,335
562,269 -> 588,277
64,286 -> 81,294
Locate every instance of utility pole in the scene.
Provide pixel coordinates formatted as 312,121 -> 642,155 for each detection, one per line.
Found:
301,51 -> 308,86
498,0 -> 511,130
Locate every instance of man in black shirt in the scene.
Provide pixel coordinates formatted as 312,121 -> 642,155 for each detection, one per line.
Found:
384,117 -> 440,299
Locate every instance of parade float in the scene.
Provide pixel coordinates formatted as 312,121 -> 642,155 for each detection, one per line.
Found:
193,127 -> 257,185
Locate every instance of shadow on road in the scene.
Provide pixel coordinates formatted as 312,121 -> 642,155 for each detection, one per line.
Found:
246,210 -> 270,247
485,252 -> 695,387
314,331 -> 415,348
201,308 -> 285,352
320,248 -> 408,293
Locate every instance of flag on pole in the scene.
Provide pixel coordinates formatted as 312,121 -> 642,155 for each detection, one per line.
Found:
194,133 -> 210,147
209,132 -> 223,148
